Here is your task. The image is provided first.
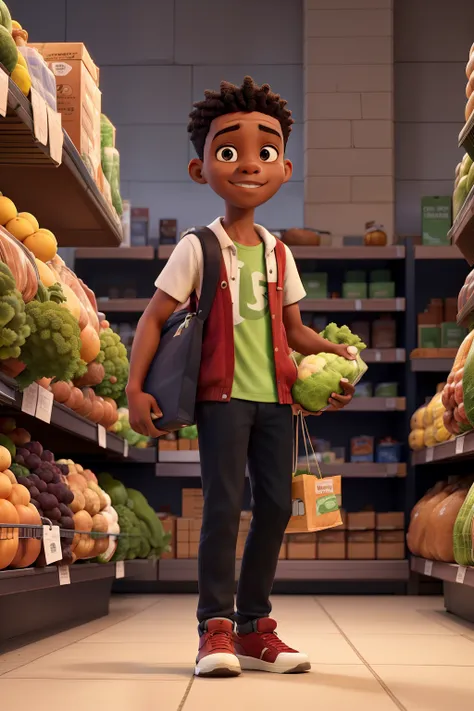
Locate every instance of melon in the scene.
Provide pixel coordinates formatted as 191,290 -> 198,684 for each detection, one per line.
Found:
425,486 -> 468,562
0,25 -> 17,73
453,482 -> 474,566
0,2 -> 12,32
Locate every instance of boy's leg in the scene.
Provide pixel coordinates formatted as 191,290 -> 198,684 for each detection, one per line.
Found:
196,399 -> 254,624
236,402 -> 293,622
234,403 -> 310,674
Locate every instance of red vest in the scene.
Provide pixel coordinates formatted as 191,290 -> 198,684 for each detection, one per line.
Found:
196,239 -> 296,405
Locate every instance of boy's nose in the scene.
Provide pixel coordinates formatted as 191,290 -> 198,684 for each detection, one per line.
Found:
240,162 -> 261,175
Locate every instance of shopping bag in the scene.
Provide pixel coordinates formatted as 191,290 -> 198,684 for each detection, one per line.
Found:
286,413 -> 343,534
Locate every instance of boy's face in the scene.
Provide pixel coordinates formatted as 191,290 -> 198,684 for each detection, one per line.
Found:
189,111 -> 293,209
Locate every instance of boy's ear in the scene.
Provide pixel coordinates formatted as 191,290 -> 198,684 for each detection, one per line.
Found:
283,158 -> 293,184
189,158 -> 207,184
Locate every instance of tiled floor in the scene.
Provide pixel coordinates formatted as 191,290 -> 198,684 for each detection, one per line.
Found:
1,593 -> 474,710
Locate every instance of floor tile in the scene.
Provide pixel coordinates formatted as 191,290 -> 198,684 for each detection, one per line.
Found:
349,633 -> 474,666
184,665 -> 399,711
0,679 -> 189,711
373,665 -> 474,710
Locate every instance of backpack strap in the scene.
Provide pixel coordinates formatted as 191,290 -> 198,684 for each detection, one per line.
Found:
188,226 -> 222,323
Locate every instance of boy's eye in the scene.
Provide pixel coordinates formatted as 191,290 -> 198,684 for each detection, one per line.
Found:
260,145 -> 279,162
216,146 -> 238,162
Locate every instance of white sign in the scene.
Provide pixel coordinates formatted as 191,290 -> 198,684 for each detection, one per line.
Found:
97,424 -> 107,449
425,448 -> 434,464
396,298 -> 404,311
116,560 -> 125,579
36,388 -> 54,423
386,398 -> 396,411
424,560 -> 433,576
21,383 -> 39,416
30,87 -> 48,145
123,440 -> 129,458
43,524 -> 62,565
455,436 -> 465,456
0,69 -> 8,117
396,349 -> 405,362
46,105 -> 63,164
456,566 -> 467,584
375,350 -> 382,362
355,299 -> 362,312
58,565 -> 71,586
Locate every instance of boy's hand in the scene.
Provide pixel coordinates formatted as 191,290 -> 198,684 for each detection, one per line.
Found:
327,379 -> 355,411
128,391 -> 166,438
332,344 -> 358,360
292,403 -> 322,417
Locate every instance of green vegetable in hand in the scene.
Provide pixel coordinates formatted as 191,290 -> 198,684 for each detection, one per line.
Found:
321,323 -> 367,352
17,298 -> 86,389
0,262 -> 30,360
94,328 -> 129,402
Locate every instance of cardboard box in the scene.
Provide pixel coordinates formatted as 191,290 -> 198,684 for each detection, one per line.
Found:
176,541 -> 189,559
190,439 -> 199,451
350,436 -> 374,463
376,512 -> 405,530
159,440 -> 178,451
317,530 -> 346,559
279,542 -> 287,560
421,196 -> 452,246
347,531 -> 376,559
188,541 -> 199,559
130,207 -> 149,247
31,42 -> 101,181
287,533 -> 317,544
376,532 -> 405,559
178,438 -> 191,451
287,542 -> 317,560
182,489 -> 204,518
347,512 -> 376,530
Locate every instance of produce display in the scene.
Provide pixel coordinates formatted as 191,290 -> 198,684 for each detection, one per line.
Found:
108,408 -> 150,448
409,386 -> 452,451
465,42 -> 474,124
453,154 -> 474,220
292,323 -> 368,412
441,330 -> 474,435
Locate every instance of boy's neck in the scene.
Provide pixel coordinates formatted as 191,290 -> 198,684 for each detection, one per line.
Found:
222,204 -> 261,246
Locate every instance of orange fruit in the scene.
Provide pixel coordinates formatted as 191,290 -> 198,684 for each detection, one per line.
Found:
0,196 -> 17,226
18,212 -> 39,232
24,229 -> 58,262
6,216 -> 34,242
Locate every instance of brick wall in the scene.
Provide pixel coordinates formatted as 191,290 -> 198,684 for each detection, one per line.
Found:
304,0 -> 394,242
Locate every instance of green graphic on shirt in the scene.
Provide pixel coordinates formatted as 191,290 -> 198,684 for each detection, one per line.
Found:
232,242 -> 278,403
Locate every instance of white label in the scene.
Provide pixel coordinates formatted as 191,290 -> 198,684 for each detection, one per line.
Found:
116,560 -> 125,579
396,349 -> 405,362
386,398 -> 396,411
36,388 -> 54,423
123,440 -> 129,458
315,479 -> 334,495
50,61 -> 73,77
0,68 -> 8,117
30,87 -> 48,145
456,566 -> 467,584
424,560 -> 433,576
396,298 -> 404,311
43,525 -> 62,565
58,565 -> 71,586
455,436 -> 465,456
97,424 -> 107,449
396,246 -> 404,258
355,299 -> 362,312
425,448 -> 434,463
46,105 -> 63,164
375,350 -> 382,362
21,383 -> 39,416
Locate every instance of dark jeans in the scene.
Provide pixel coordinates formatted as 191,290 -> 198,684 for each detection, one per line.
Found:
195,399 -> 293,625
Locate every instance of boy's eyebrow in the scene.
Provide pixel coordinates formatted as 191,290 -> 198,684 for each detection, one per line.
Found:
213,123 -> 240,140
259,124 -> 282,139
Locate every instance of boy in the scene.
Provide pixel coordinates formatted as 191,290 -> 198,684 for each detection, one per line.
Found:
127,77 -> 355,678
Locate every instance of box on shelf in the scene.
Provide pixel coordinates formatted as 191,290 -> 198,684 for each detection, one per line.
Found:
279,542 -> 287,560
421,196 -> 452,246
376,531 -> 405,559
318,530 -> 346,559
351,320 -> 371,348
302,273 -> 328,299
441,323 -> 466,348
159,439 -> 178,451
369,282 -> 395,299
374,382 -> 398,398
347,511 -> 376,530
182,489 -> 204,519
177,438 -> 191,451
342,282 -> 368,299
372,316 -> 396,349
376,512 -> 405,530
287,540 -> 317,560
375,440 -> 401,463
354,383 -> 373,398
31,42 -> 101,181
418,325 -> 441,349
350,436 -> 374,463
347,531 -> 376,559
159,219 -> 178,246
444,298 -> 458,322
131,208 -> 150,246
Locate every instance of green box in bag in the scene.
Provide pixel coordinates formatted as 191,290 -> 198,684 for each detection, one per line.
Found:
421,196 -> 452,246
302,273 -> 328,298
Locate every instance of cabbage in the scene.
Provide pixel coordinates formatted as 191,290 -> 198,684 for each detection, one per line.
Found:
292,351 -> 367,412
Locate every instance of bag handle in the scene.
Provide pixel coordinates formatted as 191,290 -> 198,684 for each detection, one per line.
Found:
189,227 -> 222,323
293,412 -> 323,479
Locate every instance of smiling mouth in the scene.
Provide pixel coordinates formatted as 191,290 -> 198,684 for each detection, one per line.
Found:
230,182 -> 266,189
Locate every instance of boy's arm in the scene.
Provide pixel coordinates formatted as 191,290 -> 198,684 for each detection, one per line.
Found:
283,303 -> 354,360
126,289 -> 179,437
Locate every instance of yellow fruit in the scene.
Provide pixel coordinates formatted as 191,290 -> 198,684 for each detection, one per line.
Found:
16,53 -> 27,69
409,429 -> 425,451
11,64 -> 31,97
410,406 -> 426,431
34,258 -> 56,287
61,283 -> 82,321
11,21 -> 22,30
24,229 -> 58,262
18,212 -> 39,232
5,216 -> 34,242
0,196 -> 17,225
424,425 -> 437,448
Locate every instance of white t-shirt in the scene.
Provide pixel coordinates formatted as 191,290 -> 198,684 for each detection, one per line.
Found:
155,217 -> 306,315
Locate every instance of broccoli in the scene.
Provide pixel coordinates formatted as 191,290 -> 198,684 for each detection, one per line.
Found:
94,328 -> 129,402
0,262 -> 30,360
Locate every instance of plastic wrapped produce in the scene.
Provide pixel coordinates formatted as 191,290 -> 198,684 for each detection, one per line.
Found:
0,226 -> 39,302
18,47 -> 57,111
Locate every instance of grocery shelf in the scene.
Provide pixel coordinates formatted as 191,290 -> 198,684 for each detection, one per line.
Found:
414,245 -> 463,260
157,244 -> 405,262
411,557 -> 474,588
410,349 -> 456,372
0,76 -> 122,248
300,298 -> 405,313
75,247 -> 154,260
97,298 -> 149,313
448,187 -> 474,265
411,432 -> 471,466
342,397 -> 406,412
364,348 -> 406,363
158,559 -> 409,582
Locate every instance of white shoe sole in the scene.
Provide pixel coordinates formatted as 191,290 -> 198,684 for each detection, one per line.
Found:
195,653 -> 241,678
237,654 -> 311,674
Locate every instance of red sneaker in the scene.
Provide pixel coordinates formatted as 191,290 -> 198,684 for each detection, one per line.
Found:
195,619 -> 241,678
234,618 -> 310,674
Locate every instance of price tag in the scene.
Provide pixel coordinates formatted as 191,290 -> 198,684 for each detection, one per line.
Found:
36,388 -> 54,423
116,560 -> 125,579
58,565 -> 71,586
375,350 -> 382,362
456,566 -> 467,584
396,246 -> 404,258
425,448 -> 434,463
42,525 -> 62,565
386,398 -> 396,410
97,424 -> 107,449
355,299 -> 362,311
30,87 -> 48,145
424,560 -> 433,576
455,436 -> 465,456
396,298 -> 404,311
396,349 -> 405,362
21,383 -> 39,416
0,68 -> 8,117
46,105 -> 63,164
123,440 -> 129,458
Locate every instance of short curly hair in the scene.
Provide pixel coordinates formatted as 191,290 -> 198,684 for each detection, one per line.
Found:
188,76 -> 294,160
